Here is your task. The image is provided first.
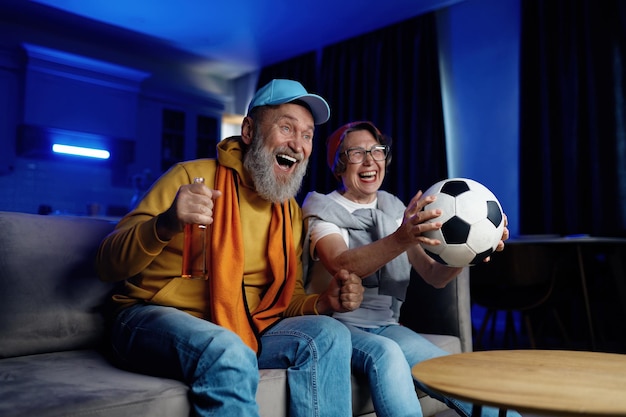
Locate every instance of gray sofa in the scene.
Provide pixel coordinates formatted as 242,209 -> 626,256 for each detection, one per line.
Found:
0,210 -> 472,417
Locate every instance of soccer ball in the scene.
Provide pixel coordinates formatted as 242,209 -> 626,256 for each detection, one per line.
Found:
419,178 -> 504,267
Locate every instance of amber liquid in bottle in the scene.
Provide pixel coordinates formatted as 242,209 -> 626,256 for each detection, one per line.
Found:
181,177 -> 209,279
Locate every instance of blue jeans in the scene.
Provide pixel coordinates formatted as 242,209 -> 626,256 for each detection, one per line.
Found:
348,324 -> 520,417
111,304 -> 353,417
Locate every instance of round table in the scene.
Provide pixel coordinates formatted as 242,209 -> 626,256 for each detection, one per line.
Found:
412,349 -> 626,416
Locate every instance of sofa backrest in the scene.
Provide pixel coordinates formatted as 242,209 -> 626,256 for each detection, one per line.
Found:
0,211 -> 116,358
400,267 -> 473,353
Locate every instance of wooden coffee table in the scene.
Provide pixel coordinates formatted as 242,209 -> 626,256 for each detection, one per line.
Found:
412,349 -> 626,416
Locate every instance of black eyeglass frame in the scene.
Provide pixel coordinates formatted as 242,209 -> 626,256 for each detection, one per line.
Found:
343,144 -> 389,164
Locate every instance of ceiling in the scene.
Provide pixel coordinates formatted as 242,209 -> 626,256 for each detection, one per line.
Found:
18,0 -> 460,79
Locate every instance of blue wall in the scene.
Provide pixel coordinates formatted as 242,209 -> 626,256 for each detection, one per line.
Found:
439,0 -> 521,236
0,0 -> 522,226
0,36 -> 226,217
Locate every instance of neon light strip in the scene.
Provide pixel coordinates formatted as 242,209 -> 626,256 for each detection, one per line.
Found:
52,144 -> 110,159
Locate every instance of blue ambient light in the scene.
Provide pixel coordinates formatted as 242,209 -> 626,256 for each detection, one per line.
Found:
52,144 -> 111,159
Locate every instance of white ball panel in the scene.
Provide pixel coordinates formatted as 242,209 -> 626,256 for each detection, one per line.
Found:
423,192 -> 457,224
438,244 -> 477,267
466,218 -> 501,253
455,192 -> 489,224
421,228 -> 445,254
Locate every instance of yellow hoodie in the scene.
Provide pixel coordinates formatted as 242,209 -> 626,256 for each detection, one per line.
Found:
96,137 -> 320,351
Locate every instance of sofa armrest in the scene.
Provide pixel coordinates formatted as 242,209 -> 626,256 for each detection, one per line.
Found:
399,267 -> 472,352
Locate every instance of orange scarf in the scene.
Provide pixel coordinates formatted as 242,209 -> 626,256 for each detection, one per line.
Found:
209,164 -> 297,352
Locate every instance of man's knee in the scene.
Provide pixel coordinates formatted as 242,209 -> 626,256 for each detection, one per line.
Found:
208,330 -> 256,358
308,316 -> 351,357
307,316 -> 351,342
186,326 -> 258,375
280,316 -> 351,358
318,315 -> 351,337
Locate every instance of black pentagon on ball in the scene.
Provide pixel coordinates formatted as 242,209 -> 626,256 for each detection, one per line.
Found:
486,200 -> 503,227
424,249 -> 449,266
470,248 -> 495,265
440,216 -> 471,244
440,180 -> 471,197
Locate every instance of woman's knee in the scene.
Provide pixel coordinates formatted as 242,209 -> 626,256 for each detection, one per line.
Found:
378,336 -> 404,355
354,335 -> 407,372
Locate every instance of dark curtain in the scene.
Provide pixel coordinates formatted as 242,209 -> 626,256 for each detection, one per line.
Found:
256,51 -> 319,94
519,0 -> 626,237
257,12 -> 447,205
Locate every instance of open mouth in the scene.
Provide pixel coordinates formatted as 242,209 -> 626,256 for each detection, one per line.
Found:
359,170 -> 377,180
276,153 -> 298,169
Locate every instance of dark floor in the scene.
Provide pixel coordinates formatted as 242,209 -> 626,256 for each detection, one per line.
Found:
469,239 -> 626,354
470,301 -> 626,353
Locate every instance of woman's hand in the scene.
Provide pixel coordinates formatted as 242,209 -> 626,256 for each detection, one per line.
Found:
394,191 -> 443,247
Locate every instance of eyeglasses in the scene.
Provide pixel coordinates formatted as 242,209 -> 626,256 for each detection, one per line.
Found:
343,145 -> 389,164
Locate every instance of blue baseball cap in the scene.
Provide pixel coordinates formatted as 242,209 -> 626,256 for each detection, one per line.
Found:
248,79 -> 330,125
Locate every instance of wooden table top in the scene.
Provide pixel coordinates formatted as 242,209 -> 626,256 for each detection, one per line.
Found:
411,349 -> 626,416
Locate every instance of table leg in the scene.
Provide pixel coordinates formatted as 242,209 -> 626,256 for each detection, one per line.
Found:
576,245 -> 597,350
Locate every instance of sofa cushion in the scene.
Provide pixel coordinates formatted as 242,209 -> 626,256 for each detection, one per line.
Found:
0,213 -> 116,358
0,349 -> 190,417
0,349 -> 300,417
421,333 -> 462,355
257,369 -> 288,416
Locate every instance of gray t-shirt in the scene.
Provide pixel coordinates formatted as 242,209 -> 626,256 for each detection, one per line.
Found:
307,191 -> 400,328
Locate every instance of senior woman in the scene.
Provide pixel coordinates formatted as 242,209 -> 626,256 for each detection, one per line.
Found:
302,121 -> 517,417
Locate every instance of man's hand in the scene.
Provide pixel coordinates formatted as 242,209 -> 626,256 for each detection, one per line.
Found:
315,269 -> 364,315
156,182 -> 222,241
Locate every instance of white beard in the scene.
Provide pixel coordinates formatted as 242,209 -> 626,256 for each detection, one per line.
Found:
243,132 -> 308,203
